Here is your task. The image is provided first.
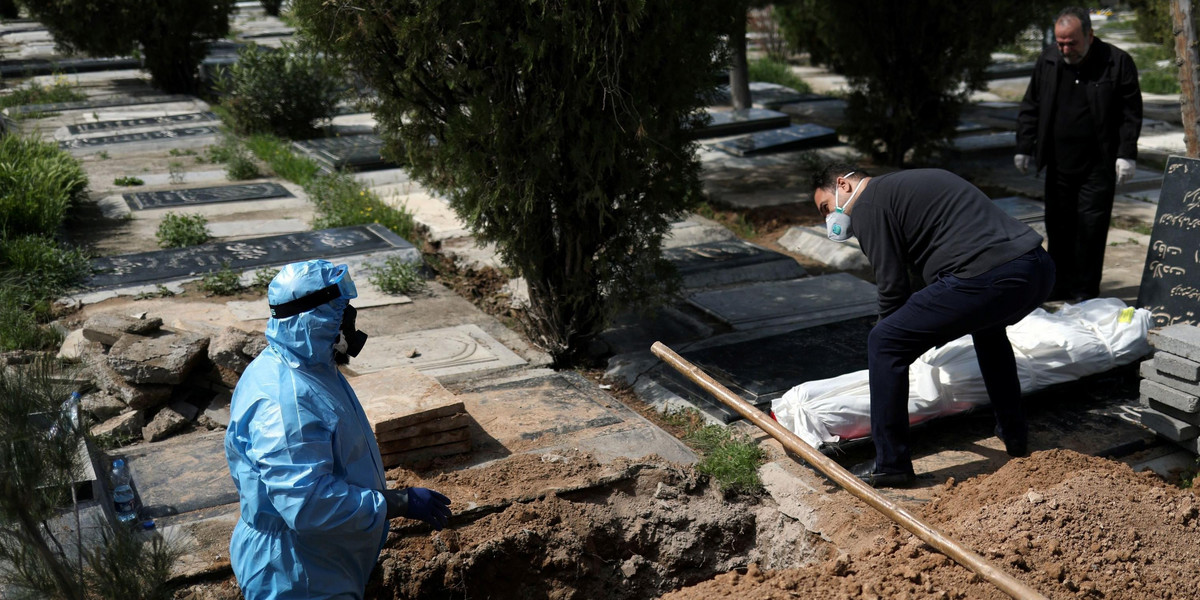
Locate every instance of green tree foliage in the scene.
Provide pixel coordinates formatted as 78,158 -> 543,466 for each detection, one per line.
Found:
293,0 -> 736,365
24,0 -> 234,94
220,42 -> 343,139
779,1 -> 1056,166
0,0 -> 19,20
1129,0 -> 1173,48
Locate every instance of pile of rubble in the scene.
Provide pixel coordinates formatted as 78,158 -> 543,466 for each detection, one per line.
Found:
1139,324 -> 1200,452
59,311 -> 265,445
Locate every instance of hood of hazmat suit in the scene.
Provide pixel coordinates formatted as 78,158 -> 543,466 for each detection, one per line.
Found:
225,260 -> 388,600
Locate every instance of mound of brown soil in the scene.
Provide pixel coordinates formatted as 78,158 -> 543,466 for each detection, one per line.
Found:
661,449 -> 1200,599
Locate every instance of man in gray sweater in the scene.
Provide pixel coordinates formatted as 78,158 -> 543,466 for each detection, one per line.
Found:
811,164 -> 1056,487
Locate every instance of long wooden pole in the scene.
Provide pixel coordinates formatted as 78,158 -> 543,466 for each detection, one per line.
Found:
1173,0 -> 1200,157
651,341 -> 1049,600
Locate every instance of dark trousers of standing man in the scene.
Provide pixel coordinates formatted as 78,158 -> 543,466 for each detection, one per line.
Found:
866,248 -> 1056,476
1044,162 -> 1116,300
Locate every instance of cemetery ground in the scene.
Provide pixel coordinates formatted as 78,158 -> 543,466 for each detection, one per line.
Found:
4,7 -> 1200,600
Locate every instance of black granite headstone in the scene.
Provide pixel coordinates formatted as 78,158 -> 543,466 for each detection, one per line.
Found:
292,134 -> 396,173
0,56 -> 141,78
87,224 -> 414,289
664,239 -> 806,288
58,126 -> 220,150
9,94 -> 194,116
123,182 -> 293,210
711,123 -> 838,157
68,112 -> 217,135
653,317 -> 875,423
709,83 -> 828,109
1137,157 -> 1200,327
689,108 -> 791,140
983,61 -> 1035,80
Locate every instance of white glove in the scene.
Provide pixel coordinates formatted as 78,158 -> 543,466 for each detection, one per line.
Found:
1014,154 -> 1032,174
1116,158 -> 1136,185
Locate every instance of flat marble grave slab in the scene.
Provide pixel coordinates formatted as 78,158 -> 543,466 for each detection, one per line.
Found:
664,239 -> 806,289
687,272 -> 877,331
292,134 -> 396,173
951,131 -> 1016,154
992,196 -> 1044,224
711,123 -> 838,157
87,223 -> 415,289
121,430 -> 237,520
7,93 -> 194,116
58,125 -> 220,150
351,324 -> 527,382
1117,166 -> 1165,193
651,317 -> 876,423
691,108 -> 790,139
0,56 -> 141,78
67,111 -> 217,135
124,182 -> 293,210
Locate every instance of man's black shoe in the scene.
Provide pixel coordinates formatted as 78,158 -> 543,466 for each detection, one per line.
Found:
994,425 -> 1028,457
849,460 -> 917,488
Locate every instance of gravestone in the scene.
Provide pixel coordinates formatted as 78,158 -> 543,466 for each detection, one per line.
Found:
652,317 -> 876,423
687,272 -> 877,331
992,196 -> 1044,224
951,131 -> 1016,154
710,82 -> 822,109
711,123 -> 838,157
124,182 -> 293,210
1137,156 -> 1200,328
690,108 -> 790,139
68,111 -> 217,135
121,430 -> 238,519
8,93 -> 194,116
664,239 -> 806,289
87,224 -> 415,289
983,61 -> 1036,80
0,56 -> 141,78
292,134 -> 396,173
58,126 -> 220,150
350,324 -> 527,382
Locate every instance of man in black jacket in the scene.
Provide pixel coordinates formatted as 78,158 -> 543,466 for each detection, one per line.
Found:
1015,6 -> 1141,303
812,165 -> 1056,487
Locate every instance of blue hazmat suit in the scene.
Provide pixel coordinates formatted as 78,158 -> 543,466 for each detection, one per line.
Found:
225,260 -> 389,600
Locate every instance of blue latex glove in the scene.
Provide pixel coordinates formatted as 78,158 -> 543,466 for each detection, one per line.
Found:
404,487 -> 452,530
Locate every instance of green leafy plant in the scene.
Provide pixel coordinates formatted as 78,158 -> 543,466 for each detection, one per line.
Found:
0,76 -> 86,109
25,0 -> 235,94
747,58 -> 812,93
167,148 -> 197,157
134,285 -> 176,301
155,213 -> 210,248
244,133 -> 320,185
250,267 -> 279,290
0,134 -> 88,238
96,151 -> 111,160
367,256 -> 425,295
224,146 -> 261,180
664,408 -> 766,495
200,263 -> 243,296
293,0 -> 733,365
306,173 -> 417,240
167,160 -> 186,185
113,176 -> 144,186
220,42 -> 344,139
204,138 -> 241,164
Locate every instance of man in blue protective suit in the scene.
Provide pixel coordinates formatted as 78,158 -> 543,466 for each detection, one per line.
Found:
225,259 -> 452,600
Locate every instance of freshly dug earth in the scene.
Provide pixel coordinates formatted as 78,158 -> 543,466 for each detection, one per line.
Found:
662,449 -> 1200,600
367,450 -> 828,599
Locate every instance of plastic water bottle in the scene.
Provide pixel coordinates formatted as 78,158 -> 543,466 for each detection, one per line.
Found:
110,459 -> 138,525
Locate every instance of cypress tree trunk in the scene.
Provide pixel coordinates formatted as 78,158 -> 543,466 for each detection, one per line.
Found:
729,9 -> 752,110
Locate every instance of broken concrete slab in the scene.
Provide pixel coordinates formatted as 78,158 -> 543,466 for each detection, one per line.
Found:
349,365 -> 465,433
777,226 -> 869,271
107,331 -> 210,385
1140,378 -> 1200,413
91,410 -> 143,440
377,426 -> 470,454
1149,325 -> 1200,363
89,357 -> 173,410
351,324 -> 527,382
664,239 -> 806,289
1153,352 -> 1200,382
168,399 -> 200,422
82,312 -> 164,346
57,329 -> 90,360
144,407 -> 190,442
376,412 -> 473,443
81,390 -> 128,423
200,389 -> 232,429
686,273 -> 877,331
207,326 -> 262,373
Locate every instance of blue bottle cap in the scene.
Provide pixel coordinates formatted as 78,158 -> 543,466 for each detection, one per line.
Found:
113,459 -> 125,468
140,520 -> 155,531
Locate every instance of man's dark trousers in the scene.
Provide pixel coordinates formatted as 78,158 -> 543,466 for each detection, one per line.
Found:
866,248 -> 1056,475
1045,162 -> 1115,300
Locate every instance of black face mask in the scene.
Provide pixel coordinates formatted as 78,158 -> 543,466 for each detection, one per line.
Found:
334,304 -> 369,365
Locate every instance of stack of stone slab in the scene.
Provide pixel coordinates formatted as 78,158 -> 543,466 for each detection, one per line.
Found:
350,365 -> 473,468
1139,324 -> 1200,453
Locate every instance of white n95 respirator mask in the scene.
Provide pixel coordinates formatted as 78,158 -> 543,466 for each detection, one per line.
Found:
826,173 -> 864,243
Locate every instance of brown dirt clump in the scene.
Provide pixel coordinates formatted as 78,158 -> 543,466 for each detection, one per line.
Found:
369,451 -> 829,599
662,449 -> 1200,599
